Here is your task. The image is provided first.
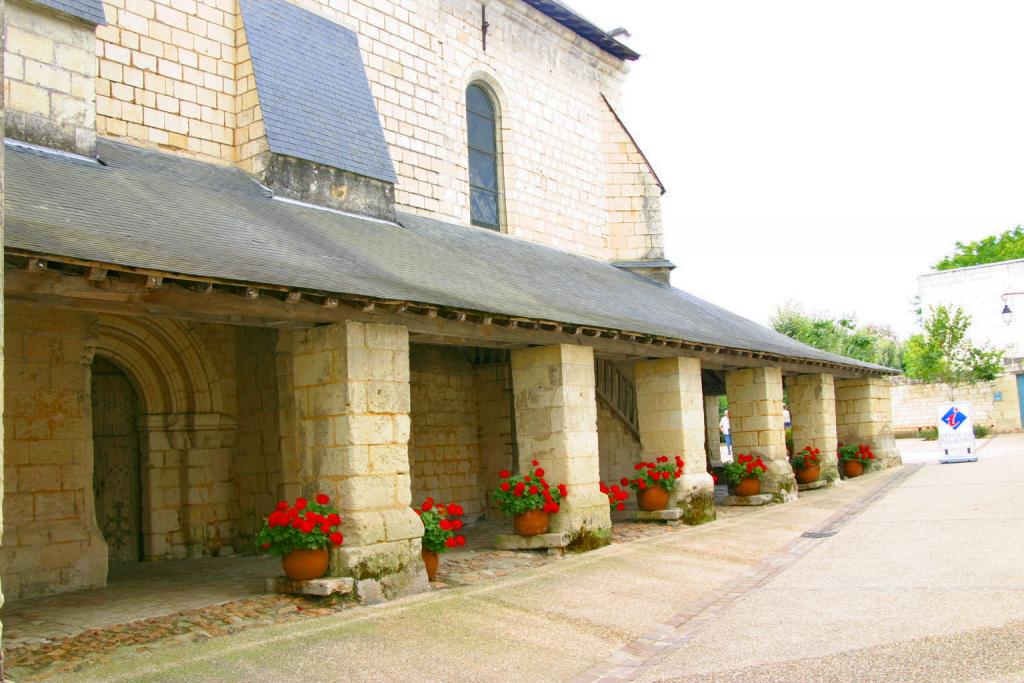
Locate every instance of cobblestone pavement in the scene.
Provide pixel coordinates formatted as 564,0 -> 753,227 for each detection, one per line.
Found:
1,512 -> 715,679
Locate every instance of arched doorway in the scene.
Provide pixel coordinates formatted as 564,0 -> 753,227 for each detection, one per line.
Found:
91,356 -> 144,567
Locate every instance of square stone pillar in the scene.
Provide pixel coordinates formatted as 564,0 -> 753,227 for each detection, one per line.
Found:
725,367 -> 796,501
634,357 -> 716,525
835,377 -> 902,469
510,345 -> 610,543
704,395 -> 723,467
785,374 -> 840,484
287,321 -> 426,601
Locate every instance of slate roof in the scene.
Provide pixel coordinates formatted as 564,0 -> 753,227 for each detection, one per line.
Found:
3,138 -> 894,374
238,0 -> 396,184
520,0 -> 639,61
25,0 -> 106,25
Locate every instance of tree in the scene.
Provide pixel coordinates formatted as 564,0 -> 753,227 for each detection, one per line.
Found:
901,306 -> 1003,395
771,306 -> 903,369
934,225 -> 1024,271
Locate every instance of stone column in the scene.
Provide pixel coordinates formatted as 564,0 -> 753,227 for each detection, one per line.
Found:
835,377 -> 902,469
288,321 -> 425,601
510,345 -> 610,543
725,367 -> 796,501
785,374 -> 840,485
634,357 -> 716,524
704,395 -> 723,467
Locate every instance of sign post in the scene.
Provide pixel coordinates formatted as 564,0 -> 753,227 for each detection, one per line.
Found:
936,401 -> 977,464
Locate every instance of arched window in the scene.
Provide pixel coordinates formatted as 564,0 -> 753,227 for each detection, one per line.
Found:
466,83 -> 501,230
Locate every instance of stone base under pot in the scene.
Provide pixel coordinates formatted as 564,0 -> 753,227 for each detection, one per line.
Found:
266,576 -> 355,597
495,532 -> 571,555
634,508 -> 684,524
797,479 -> 831,492
720,493 -> 773,506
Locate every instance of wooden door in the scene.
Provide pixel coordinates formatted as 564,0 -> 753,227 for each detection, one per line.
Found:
91,357 -> 143,566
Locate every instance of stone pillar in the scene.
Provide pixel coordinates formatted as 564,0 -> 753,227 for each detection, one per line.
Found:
785,374 -> 840,484
704,395 -> 723,467
288,321 -> 425,601
634,357 -> 716,525
725,367 -> 796,502
835,377 -> 902,469
510,345 -> 610,543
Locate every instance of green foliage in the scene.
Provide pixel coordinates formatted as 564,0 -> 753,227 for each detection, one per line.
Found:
920,427 -> 938,441
974,424 -> 990,439
790,445 -> 820,470
839,443 -> 876,463
722,454 -> 767,484
771,306 -> 903,369
256,495 -> 343,557
415,499 -> 465,553
492,461 -> 565,516
934,226 -> 1024,270
901,306 -> 1003,386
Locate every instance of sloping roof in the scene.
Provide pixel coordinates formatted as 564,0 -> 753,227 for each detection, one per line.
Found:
238,0 -> 396,184
24,0 -> 106,25
3,138 -> 893,374
520,0 -> 639,61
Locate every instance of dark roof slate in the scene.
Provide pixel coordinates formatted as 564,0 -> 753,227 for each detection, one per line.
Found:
520,0 -> 639,60
4,138 -> 893,374
24,0 -> 106,25
239,0 -> 396,183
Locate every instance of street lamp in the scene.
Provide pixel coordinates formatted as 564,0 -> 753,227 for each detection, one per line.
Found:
1002,292 -> 1024,325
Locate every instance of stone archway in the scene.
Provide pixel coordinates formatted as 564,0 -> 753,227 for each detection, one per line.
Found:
89,315 -> 233,560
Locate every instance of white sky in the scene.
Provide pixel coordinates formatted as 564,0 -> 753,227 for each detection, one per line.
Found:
578,0 -> 1024,338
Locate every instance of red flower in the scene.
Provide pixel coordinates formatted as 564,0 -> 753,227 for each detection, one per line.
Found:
422,499 -> 434,511
315,493 -> 329,505
523,476 -> 532,483
452,519 -> 463,530
440,519 -> 453,531
535,467 -> 545,478
634,463 -> 643,470
320,524 -> 331,533
514,483 -> 526,497
531,459 -> 539,466
529,485 -> 539,495
657,456 -> 668,463
328,513 -> 341,525
600,482 -> 609,494
300,520 -> 316,533
637,480 -> 647,490
445,537 -> 456,548
500,481 -> 511,492
447,503 -> 463,516
295,497 -> 308,510
712,473 -> 718,484
615,490 -> 628,501
620,477 -> 629,487
615,503 -> 625,511
329,532 -> 343,546
276,500 -> 289,511
261,542 -> 271,550
557,484 -> 568,497
543,501 -> 558,513
499,469 -> 511,478
455,535 -> 466,546
414,509 -> 422,516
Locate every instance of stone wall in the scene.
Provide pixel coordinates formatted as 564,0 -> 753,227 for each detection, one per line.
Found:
1,304 -> 106,599
892,375 -> 1022,434
474,360 -> 515,519
596,401 -> 641,489
408,345 -> 483,517
19,0 -> 665,261
5,0 -> 97,153
835,377 -> 901,469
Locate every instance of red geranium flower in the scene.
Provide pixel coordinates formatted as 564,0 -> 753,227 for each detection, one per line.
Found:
295,497 -> 308,510
276,500 -> 289,511
422,498 -> 434,511
531,459 -> 539,466
615,503 -> 625,511
529,485 -> 539,495
330,532 -> 343,546
558,484 -> 568,497
447,503 -> 463,516
445,537 -> 456,548
455,535 -> 466,546
499,469 -> 511,478
261,542 -> 271,549
452,519 -> 463,530
315,493 -> 329,505
500,481 -> 511,491
440,519 -> 453,531
620,477 -> 629,487
328,513 -> 341,525
535,468 -> 545,478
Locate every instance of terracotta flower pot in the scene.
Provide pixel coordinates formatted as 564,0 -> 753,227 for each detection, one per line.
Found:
281,547 -> 329,581
637,485 -> 670,511
795,463 -> 821,485
422,549 -> 439,582
732,477 -> 761,497
843,460 -> 864,478
513,509 -> 550,536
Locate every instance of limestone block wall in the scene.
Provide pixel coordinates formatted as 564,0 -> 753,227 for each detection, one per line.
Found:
511,344 -> 610,536
835,377 -> 902,469
596,401 -> 641,488
725,367 -> 795,500
892,375 -> 1022,433
233,327 -> 283,552
475,360 -> 515,519
286,321 -> 424,588
1,304 -> 106,599
704,395 -> 722,466
408,345 -> 483,517
4,0 -> 97,153
785,374 -> 839,484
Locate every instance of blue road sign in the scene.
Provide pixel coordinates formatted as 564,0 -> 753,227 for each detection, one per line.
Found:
941,406 -> 967,430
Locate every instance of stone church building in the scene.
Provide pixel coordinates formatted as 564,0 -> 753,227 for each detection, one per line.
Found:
0,0 -> 901,607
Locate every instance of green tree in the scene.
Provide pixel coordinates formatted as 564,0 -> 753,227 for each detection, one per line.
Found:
901,306 -> 1003,395
771,306 -> 903,369
934,225 -> 1024,270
